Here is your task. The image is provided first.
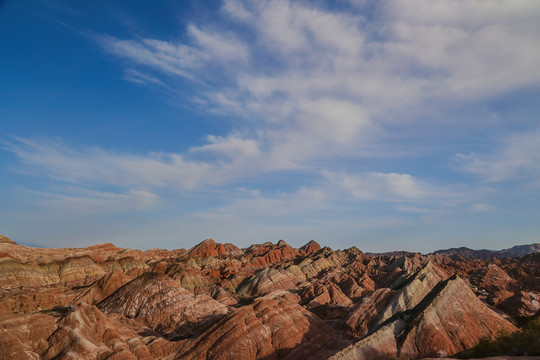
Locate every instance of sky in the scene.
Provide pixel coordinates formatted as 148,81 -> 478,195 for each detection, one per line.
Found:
1,0 -> 539,252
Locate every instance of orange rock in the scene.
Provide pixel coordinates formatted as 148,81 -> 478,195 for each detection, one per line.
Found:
469,263 -> 515,292
98,272 -> 228,337
331,276 -> 518,360
237,267 -> 305,297
342,288 -> 396,337
0,235 -> 17,245
247,240 -> 300,266
42,303 -> 182,360
1,236 -> 536,359
0,313 -> 57,359
176,296 -> 344,360
188,239 -> 241,258
299,240 -> 322,256
498,290 -> 540,318
71,270 -> 134,305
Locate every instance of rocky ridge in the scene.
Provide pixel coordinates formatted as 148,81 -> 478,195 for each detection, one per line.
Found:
0,234 -> 538,359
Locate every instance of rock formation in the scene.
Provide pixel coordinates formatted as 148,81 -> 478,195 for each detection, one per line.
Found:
498,291 -> 540,318
0,235 -> 536,360
188,239 -> 241,258
175,295 -> 344,360
97,272 -> 228,337
299,240 -> 322,256
42,303 -> 182,360
330,276 -> 517,360
469,263 -> 515,292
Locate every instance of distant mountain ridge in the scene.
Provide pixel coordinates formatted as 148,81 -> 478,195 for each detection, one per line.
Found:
430,243 -> 540,260
1,235 -> 539,359
3,233 -> 538,260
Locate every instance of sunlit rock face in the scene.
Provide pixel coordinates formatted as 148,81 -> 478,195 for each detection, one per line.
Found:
498,290 -> 540,318
0,235 -> 537,360
175,295 -> 344,360
188,238 -> 242,258
41,303 -> 183,360
299,240 -> 322,256
330,276 -> 517,360
97,272 -> 228,337
469,263 -> 515,292
0,313 -> 57,360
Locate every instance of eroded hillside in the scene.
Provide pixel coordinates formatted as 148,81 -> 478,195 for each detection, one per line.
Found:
0,235 -> 538,360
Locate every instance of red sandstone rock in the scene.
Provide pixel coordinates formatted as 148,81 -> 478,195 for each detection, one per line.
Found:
0,235 -> 536,360
487,289 -> 515,306
247,240 -> 300,266
237,267 -> 305,297
175,296 -> 344,360
210,286 -> 238,306
0,313 -> 57,359
469,263 -> 515,292
399,276 -> 518,358
188,239 -> 229,258
374,261 -> 449,327
342,288 -> 396,338
98,272 -> 228,337
0,235 -> 17,245
71,270 -> 134,305
41,303 -> 182,360
498,291 -> 540,318
299,240 -> 322,256
0,286 -> 75,316
301,282 -> 353,309
330,276 -> 518,360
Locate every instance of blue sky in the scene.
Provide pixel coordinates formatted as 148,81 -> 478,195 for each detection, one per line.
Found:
1,0 -> 539,252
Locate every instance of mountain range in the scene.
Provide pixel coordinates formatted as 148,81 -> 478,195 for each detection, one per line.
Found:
0,235 -> 538,359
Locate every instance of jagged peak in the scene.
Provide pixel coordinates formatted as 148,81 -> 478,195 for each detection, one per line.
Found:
199,238 -> 217,246
87,242 -> 118,250
300,240 -> 322,255
188,238 -> 217,251
301,239 -> 320,247
188,238 -> 231,258
276,239 -> 289,247
0,235 -> 17,245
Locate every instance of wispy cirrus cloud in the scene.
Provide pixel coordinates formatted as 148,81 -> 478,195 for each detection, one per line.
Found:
2,0 -> 540,249
4,136 -> 464,219
325,171 -> 432,201
3,137 -> 214,190
29,188 -> 159,215
96,24 -> 248,82
94,0 -> 540,172
7,0 -> 539,219
196,169 -> 463,220
455,129 -> 540,184
122,68 -> 168,88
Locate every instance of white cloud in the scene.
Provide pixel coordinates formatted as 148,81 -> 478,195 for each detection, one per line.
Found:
471,203 -> 492,212
98,36 -> 202,79
187,25 -> 249,63
324,171 -> 430,201
189,133 -> 261,161
4,138 -> 213,190
207,186 -> 327,218
383,0 -> 540,28
200,170 -> 459,220
380,0 -> 540,100
96,25 -> 248,82
122,68 -> 169,88
94,0 -> 540,173
455,129 -> 540,183
297,98 -> 370,143
4,0 -> 540,241
31,188 -> 159,215
222,0 -> 253,20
